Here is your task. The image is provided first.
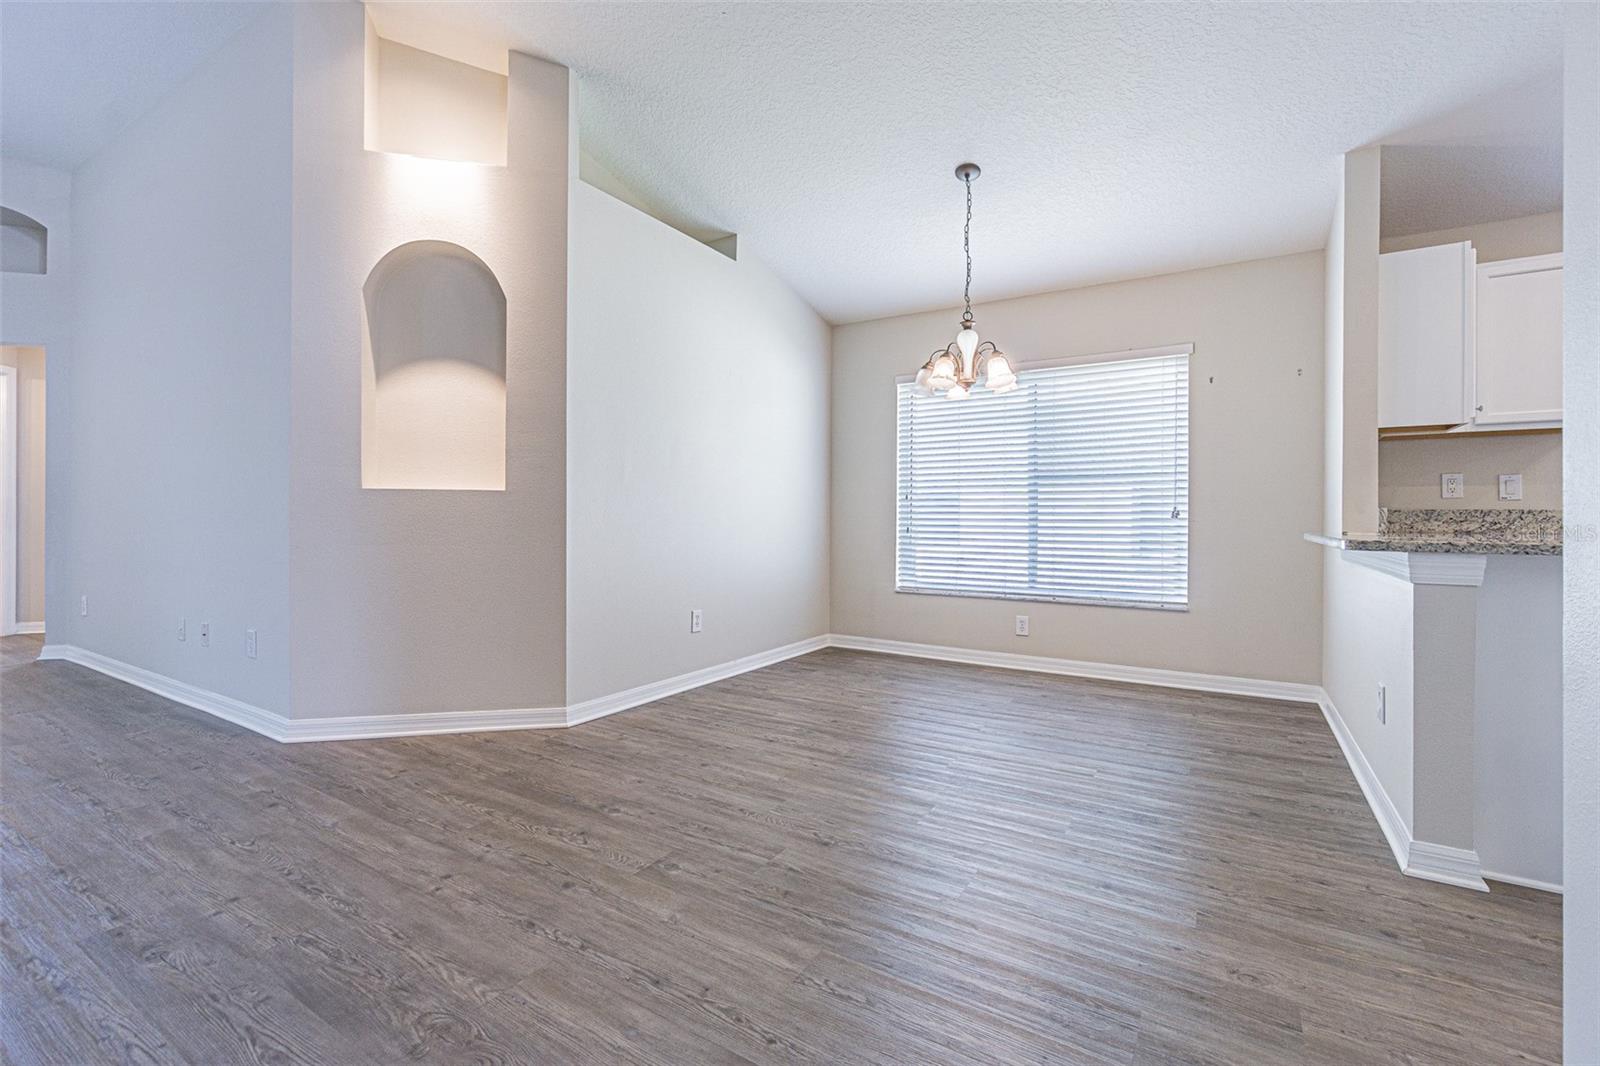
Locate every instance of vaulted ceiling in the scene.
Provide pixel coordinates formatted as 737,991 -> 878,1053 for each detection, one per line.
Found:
2,2 -> 1566,323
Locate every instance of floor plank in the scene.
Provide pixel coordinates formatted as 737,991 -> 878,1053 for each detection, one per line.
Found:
0,635 -> 1561,1064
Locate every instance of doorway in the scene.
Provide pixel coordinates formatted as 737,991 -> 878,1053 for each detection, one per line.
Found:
0,346 -> 45,637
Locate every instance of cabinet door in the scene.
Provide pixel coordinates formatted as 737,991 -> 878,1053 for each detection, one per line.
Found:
1378,242 -> 1473,428
1474,255 -> 1562,426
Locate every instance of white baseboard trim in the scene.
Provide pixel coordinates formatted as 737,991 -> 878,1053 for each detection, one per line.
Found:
825,633 -> 1324,705
12,621 -> 44,635
1405,840 -> 1489,892
1480,869 -> 1563,895
38,644 -> 294,741
36,637 -> 831,744
1315,690 -> 1412,872
1316,689 -> 1489,892
286,706 -> 567,743
566,635 -> 829,726
35,636 -> 1537,895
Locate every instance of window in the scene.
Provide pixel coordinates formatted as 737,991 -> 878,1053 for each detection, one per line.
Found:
896,346 -> 1189,610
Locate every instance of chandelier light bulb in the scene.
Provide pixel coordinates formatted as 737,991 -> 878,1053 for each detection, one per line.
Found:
956,326 -> 979,362
984,353 -> 1016,392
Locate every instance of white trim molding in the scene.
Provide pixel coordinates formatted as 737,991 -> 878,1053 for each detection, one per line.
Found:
38,644 -> 293,740
1316,687 -> 1489,892
567,635 -> 828,726
36,636 -> 831,744
826,633 -> 1324,704
287,706 -> 567,743
1340,550 -> 1488,587
12,621 -> 44,635
36,634 -> 1316,744
35,634 -> 1515,896
1406,840 -> 1489,892
1480,870 -> 1564,895
1316,689 -> 1411,872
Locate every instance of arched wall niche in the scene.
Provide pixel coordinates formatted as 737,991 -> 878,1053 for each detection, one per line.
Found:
361,240 -> 507,490
1,207 -> 48,275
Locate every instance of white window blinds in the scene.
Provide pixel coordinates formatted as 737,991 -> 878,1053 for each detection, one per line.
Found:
896,348 -> 1189,610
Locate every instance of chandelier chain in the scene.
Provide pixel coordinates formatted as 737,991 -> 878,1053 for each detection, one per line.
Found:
962,175 -> 973,322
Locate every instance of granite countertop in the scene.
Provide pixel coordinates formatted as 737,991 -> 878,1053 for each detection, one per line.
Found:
1304,508 -> 1562,556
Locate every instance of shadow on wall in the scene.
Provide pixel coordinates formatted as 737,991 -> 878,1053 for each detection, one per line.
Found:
361,240 -> 506,490
1,207 -> 48,275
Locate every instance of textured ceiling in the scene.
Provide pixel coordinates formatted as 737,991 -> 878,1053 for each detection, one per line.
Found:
3,2 -> 1568,324
0,2 -> 270,170
370,1 -> 1566,323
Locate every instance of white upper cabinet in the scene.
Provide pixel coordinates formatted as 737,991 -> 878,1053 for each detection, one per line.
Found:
1378,241 -> 1475,429
1473,253 -> 1563,427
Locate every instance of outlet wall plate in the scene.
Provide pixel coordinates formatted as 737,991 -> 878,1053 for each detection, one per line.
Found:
1015,615 -> 1030,637
1440,473 -> 1465,500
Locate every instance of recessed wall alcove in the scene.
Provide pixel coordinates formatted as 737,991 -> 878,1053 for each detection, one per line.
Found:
1,207 -> 48,274
363,17 -> 507,166
361,241 -> 507,491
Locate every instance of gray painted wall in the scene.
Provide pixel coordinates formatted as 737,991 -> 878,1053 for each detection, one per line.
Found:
566,183 -> 831,704
1563,4 -> 1600,1060
831,251 -> 1326,684
288,4 -> 570,718
49,8 -> 293,713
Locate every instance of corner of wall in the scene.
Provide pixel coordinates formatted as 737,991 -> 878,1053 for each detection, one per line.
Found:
1562,3 -> 1600,1060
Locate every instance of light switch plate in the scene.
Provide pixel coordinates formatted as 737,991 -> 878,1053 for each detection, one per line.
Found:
1441,473 -> 1465,499
1498,474 -> 1524,501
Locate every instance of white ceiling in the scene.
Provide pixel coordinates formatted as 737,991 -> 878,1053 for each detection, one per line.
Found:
3,2 -> 1567,324
1379,73 -> 1565,238
0,2 -> 270,171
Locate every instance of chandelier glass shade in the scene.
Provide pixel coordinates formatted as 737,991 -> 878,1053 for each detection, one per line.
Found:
913,162 -> 1015,399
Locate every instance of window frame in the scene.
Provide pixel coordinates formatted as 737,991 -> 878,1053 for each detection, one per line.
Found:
893,342 -> 1192,612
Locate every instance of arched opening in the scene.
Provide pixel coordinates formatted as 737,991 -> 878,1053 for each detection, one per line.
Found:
1,208 -> 48,275
361,240 -> 507,490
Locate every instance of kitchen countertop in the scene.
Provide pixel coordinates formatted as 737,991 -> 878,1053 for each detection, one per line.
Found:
1304,508 -> 1562,556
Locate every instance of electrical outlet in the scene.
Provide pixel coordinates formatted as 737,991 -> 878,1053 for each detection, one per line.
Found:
1377,683 -> 1387,725
689,609 -> 703,634
199,622 -> 210,648
1440,473 -> 1465,500
177,618 -> 186,642
245,628 -> 257,659
1015,614 -> 1030,637
1498,474 -> 1524,501
80,594 -> 88,617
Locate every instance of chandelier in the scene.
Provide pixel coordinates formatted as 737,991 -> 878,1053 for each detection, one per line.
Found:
914,162 -> 1016,399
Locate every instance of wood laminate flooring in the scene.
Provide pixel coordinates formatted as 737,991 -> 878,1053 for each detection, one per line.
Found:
0,634 -> 1561,1064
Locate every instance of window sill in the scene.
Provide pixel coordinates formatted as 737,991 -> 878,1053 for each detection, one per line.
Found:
894,584 -> 1189,612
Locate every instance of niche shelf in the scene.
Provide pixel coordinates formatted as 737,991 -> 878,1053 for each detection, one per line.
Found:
362,241 -> 507,491
1,208 -> 47,274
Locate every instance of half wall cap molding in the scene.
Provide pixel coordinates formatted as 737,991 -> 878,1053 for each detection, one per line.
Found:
1341,549 -> 1488,587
